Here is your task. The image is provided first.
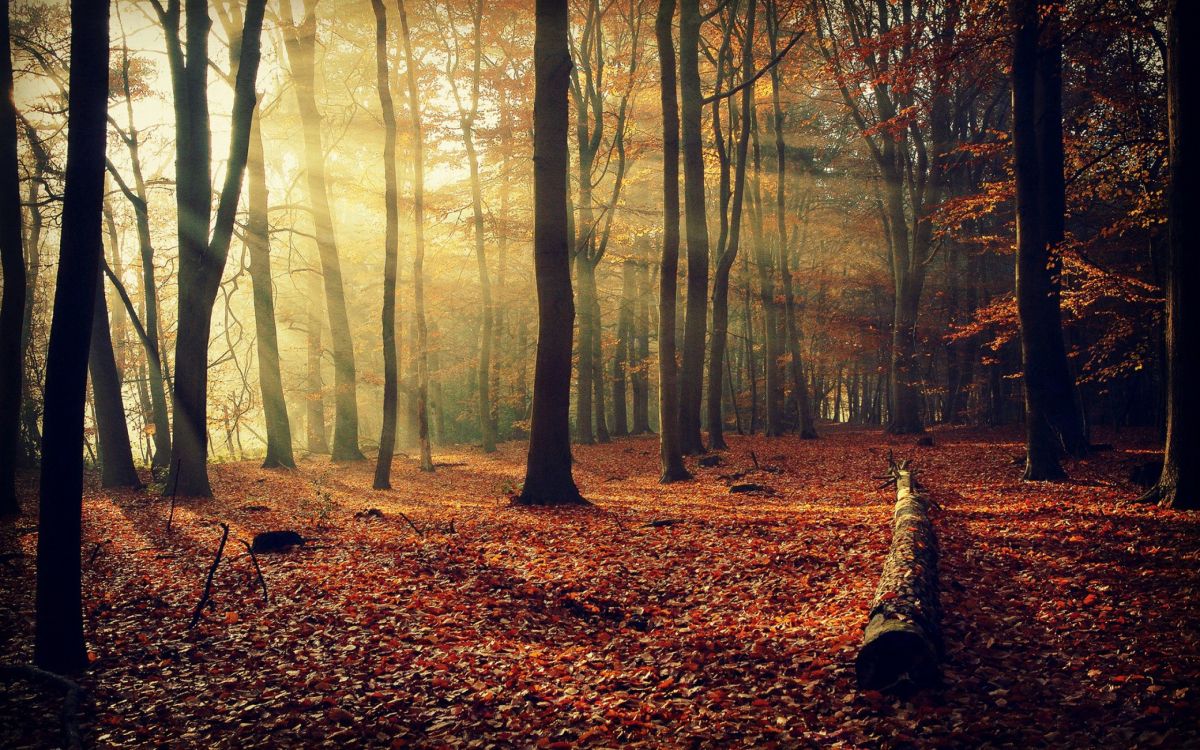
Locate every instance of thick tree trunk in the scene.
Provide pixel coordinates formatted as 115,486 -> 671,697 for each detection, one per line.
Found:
856,465 -> 941,692
520,0 -> 585,505
35,0 -> 109,674
655,0 -> 690,482
0,2 -> 25,515
397,0 -> 433,472
282,2 -> 364,462
1145,0 -> 1196,509
246,110 -> 294,469
89,275 -> 141,488
372,0 -> 400,488
164,0 -> 266,497
1011,0 -> 1083,479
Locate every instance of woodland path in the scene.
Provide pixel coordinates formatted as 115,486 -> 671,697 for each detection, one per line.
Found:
2,426 -> 1197,748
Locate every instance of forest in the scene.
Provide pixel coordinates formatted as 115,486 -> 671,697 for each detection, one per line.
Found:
0,0 -> 1196,746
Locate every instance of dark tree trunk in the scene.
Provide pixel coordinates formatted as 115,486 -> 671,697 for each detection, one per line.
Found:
631,253 -> 651,435
397,0 -> 433,472
163,0 -> 267,496
0,1 -> 26,515
1011,0 -> 1085,480
35,0 -> 109,674
592,292 -> 609,443
655,0 -> 690,482
519,0 -> 585,505
677,0 -> 709,455
707,0 -> 756,452
574,252 -> 595,444
89,274 -> 141,488
282,1 -> 364,462
372,0 -> 400,488
1144,0 -> 1196,509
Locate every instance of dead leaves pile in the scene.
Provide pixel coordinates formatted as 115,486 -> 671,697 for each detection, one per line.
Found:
2,425 -> 1197,748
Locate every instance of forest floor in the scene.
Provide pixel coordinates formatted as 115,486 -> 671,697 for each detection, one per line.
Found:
2,424 -> 1198,749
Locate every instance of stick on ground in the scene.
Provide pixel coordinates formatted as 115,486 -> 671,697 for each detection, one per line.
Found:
189,523 -> 230,628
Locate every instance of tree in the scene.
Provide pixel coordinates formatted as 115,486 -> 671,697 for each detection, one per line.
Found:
1142,0 -> 1195,509
214,0 -> 294,470
519,0 -> 585,506
372,0 -> 401,488
706,0 -> 755,451
280,0 -> 365,462
34,0 -> 109,674
1011,0 -> 1087,480
655,0 -> 690,482
397,0 -> 434,473
88,271 -> 141,488
154,0 -> 267,496
677,0 -> 710,455
0,0 -> 26,516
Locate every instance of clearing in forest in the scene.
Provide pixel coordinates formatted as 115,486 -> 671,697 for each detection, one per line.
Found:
2,426 -> 1197,748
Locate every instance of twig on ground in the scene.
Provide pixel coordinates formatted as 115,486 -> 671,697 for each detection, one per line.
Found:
87,539 -> 113,565
395,510 -> 425,538
0,664 -> 85,750
189,522 -> 230,629
237,539 -> 269,603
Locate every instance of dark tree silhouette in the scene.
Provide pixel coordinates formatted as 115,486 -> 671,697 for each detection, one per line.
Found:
34,0 -> 109,674
519,0 -> 585,506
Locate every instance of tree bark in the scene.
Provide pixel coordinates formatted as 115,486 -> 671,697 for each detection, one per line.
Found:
305,269 -> 328,453
89,274 -> 140,488
281,0 -> 364,462
1143,0 -> 1196,509
631,254 -> 651,435
0,0 -> 26,515
856,465 -> 941,692
655,0 -> 691,482
396,0 -> 433,471
519,0 -> 585,505
677,0 -> 709,456
35,0 -> 109,674
613,258 -> 635,437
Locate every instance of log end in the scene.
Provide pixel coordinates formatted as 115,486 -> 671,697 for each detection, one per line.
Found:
855,615 -> 940,693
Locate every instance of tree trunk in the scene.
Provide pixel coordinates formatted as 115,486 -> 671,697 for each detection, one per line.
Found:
519,0 -> 585,505
631,255 -> 651,435
0,1 -> 26,515
281,1 -> 364,462
372,0 -> 400,488
856,465 -> 941,692
574,252 -> 594,443
163,0 -> 266,496
592,290 -> 609,443
89,274 -> 140,488
397,0 -> 433,472
613,258 -> 634,437
1144,0 -> 1196,509
35,0 -> 109,674
1011,0 -> 1082,479
305,269 -> 328,453
677,0 -> 709,456
655,0 -> 690,482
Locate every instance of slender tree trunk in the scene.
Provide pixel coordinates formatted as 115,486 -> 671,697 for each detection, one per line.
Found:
0,1 -> 25,515
574,252 -> 595,443
89,274 -> 140,488
707,0 -> 756,451
519,0 -> 585,505
655,0 -> 690,481
1144,0 -> 1195,509
35,0 -> 109,673
306,269 -> 328,453
677,0 -> 709,455
19,158 -> 44,466
372,0 -> 400,488
592,290 -> 609,442
396,0 -> 433,471
282,2 -> 364,461
631,255 -> 651,434
613,258 -> 634,437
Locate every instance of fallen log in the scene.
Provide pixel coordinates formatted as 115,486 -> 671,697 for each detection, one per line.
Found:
856,460 -> 941,693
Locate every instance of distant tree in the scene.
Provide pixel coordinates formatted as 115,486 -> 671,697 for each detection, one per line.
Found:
1142,0 -> 1195,509
655,0 -> 690,482
519,0 -> 585,505
0,0 -> 26,516
34,0 -> 109,674
88,270 -> 141,488
280,0 -> 365,462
